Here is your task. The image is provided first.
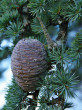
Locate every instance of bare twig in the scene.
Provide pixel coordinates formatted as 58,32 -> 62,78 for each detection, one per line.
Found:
37,16 -> 57,49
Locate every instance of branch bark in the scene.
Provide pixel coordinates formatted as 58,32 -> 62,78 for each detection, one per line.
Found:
57,19 -> 68,44
37,16 -> 57,49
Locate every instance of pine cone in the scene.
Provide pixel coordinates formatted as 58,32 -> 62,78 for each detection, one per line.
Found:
11,39 -> 48,92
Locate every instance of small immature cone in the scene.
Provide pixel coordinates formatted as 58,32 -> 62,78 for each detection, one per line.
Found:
11,39 -> 48,92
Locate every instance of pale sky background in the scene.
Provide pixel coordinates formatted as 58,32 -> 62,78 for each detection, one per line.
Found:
0,40 -> 13,109
0,58 -> 13,109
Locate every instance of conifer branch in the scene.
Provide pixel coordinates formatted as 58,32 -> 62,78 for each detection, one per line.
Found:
1,1 -> 81,110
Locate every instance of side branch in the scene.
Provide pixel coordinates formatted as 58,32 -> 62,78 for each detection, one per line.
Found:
37,16 -> 56,49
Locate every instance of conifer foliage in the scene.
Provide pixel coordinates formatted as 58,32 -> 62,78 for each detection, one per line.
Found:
0,0 -> 82,110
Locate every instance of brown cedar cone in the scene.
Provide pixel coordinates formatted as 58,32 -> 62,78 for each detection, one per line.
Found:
11,39 -> 48,92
